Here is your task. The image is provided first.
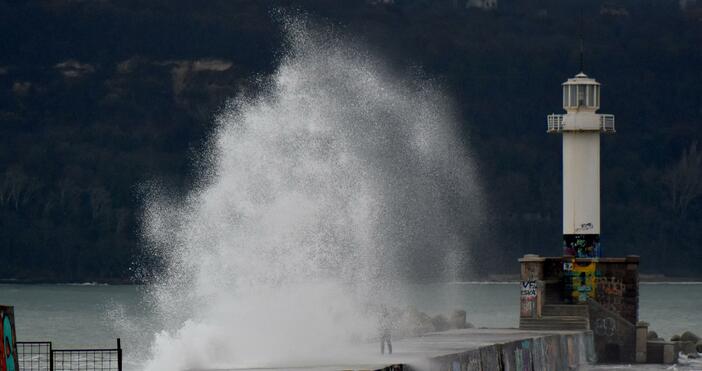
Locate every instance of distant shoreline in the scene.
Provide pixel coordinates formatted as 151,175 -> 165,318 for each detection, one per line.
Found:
486,274 -> 702,283
0,278 -> 140,285
481,274 -> 702,283
1,276 -> 701,285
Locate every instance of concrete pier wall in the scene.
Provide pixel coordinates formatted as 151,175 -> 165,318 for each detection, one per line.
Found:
195,329 -> 594,371
421,331 -> 594,371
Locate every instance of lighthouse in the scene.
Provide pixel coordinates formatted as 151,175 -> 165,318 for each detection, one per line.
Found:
547,72 -> 615,258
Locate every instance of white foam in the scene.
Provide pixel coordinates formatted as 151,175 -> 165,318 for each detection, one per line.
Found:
132,15 -> 483,371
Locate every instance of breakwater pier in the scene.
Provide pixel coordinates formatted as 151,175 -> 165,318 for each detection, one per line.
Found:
196,328 -> 594,371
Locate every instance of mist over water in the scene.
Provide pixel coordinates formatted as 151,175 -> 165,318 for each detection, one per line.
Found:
135,16 -> 483,370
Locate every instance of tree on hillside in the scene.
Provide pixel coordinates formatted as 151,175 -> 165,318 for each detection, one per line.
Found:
663,141 -> 702,219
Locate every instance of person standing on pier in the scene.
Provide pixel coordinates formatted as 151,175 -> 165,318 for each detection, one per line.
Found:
379,305 -> 393,355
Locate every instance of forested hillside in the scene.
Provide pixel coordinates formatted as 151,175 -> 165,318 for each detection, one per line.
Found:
0,0 -> 700,281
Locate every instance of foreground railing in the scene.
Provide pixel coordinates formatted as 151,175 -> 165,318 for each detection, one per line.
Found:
17,339 -> 122,371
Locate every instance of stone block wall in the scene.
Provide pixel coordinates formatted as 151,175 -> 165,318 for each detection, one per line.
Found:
590,257 -> 639,324
588,299 -> 636,363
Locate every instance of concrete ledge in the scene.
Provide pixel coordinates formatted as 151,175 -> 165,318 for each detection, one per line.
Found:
196,329 -> 594,371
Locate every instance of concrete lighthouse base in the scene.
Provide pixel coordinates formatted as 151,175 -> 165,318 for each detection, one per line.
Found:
519,254 -> 641,364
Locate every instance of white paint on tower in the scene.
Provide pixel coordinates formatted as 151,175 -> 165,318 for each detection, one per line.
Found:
547,72 -> 615,256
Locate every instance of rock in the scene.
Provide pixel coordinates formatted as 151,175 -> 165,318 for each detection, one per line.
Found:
680,340 -> 698,355
431,314 -> 450,332
405,307 -> 434,336
696,341 -> 702,353
647,330 -> 659,340
681,331 -> 700,342
450,310 -> 467,329
671,335 -> 681,341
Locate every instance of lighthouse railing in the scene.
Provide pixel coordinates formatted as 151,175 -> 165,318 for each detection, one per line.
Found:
547,114 -> 564,133
600,114 -> 616,133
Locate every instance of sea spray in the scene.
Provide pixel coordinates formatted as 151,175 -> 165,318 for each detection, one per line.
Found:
135,15 -> 483,370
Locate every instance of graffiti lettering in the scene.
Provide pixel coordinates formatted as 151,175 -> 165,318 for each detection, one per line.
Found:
563,234 -> 601,257
563,260 -> 597,304
520,280 -> 538,317
521,280 -> 537,297
515,346 -> 531,371
597,277 -> 624,296
0,306 -> 17,371
595,277 -> 625,312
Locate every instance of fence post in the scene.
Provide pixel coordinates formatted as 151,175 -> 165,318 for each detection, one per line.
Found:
117,338 -> 122,371
49,341 -> 54,371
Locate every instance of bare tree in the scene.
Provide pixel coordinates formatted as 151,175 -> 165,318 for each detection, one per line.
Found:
663,141 -> 702,219
0,166 -> 40,210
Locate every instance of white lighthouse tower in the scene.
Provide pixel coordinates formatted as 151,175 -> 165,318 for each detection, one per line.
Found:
547,72 -> 615,257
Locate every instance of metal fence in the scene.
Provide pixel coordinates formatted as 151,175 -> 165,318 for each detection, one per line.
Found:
17,339 -> 122,371
16,341 -> 52,371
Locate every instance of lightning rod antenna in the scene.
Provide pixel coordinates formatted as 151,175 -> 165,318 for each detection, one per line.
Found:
579,6 -> 585,72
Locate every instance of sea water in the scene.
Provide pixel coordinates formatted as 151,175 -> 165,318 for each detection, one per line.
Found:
1,283 -> 700,370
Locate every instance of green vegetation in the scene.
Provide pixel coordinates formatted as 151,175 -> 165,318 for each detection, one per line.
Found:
0,0 -> 700,281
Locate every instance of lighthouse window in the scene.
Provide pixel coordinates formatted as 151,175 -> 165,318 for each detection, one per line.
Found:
594,86 -> 600,107
577,85 -> 586,106
570,85 -> 577,106
587,85 -> 595,107
563,86 -> 569,107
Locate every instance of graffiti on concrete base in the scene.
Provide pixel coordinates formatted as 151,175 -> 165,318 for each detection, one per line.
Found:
563,260 -> 597,303
0,306 -> 17,371
563,234 -> 601,257
521,280 -> 537,296
596,277 -> 625,312
520,280 -> 537,317
515,348 -> 532,370
595,317 -> 616,337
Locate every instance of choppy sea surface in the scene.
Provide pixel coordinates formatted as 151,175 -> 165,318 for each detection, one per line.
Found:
0,282 -> 700,367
